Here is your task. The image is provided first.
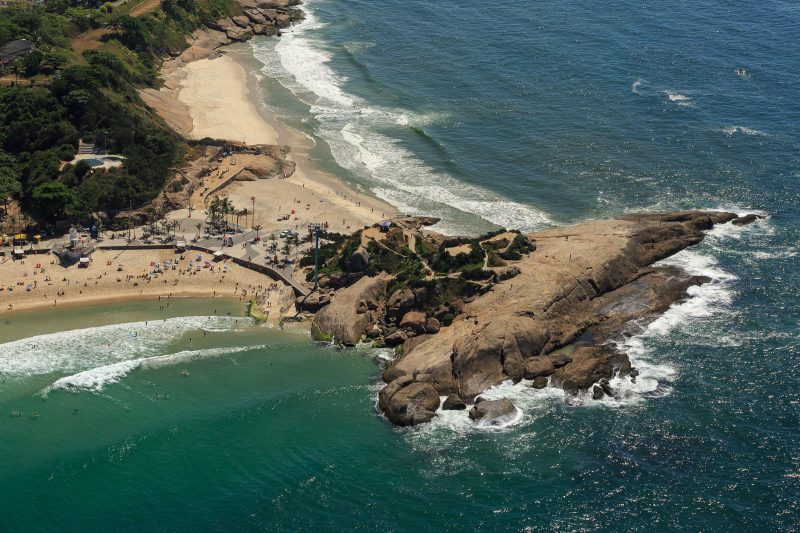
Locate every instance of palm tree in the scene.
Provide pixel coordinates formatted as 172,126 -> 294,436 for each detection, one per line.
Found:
267,241 -> 278,263
253,224 -> 262,241
282,240 -> 292,262
195,222 -> 203,239
208,197 -> 221,229
221,197 -> 233,230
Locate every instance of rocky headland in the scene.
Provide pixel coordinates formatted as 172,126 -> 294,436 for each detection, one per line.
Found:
302,210 -> 760,427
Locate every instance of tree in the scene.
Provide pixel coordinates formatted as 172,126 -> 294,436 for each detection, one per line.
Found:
267,241 -> 278,263
282,240 -> 292,262
0,168 -> 22,218
253,224 -> 262,240
30,181 -> 76,221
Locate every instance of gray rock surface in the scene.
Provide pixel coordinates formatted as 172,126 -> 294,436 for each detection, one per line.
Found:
379,211 -> 742,424
378,376 -> 440,426
442,394 -> 467,410
313,274 -> 388,346
468,399 -> 519,426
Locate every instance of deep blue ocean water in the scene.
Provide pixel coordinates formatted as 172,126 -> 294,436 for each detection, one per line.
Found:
1,1 -> 798,530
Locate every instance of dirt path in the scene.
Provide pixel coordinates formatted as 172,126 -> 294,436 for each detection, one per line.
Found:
70,0 -> 161,54
129,0 -> 161,17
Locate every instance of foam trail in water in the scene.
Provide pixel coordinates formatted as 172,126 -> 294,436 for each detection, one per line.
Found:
721,125 -> 768,137
250,4 -> 552,235
664,90 -> 693,106
0,316 -> 252,378
41,344 -> 266,394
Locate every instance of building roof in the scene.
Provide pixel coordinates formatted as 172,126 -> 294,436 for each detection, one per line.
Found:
0,39 -> 36,65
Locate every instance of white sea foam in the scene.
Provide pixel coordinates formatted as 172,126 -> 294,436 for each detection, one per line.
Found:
752,249 -> 797,260
721,125 -> 768,137
250,4 -> 552,235
631,78 -> 645,94
0,316 -> 252,378
664,90 -> 693,106
41,344 -> 266,394
417,379 -> 561,435
606,212 -> 770,399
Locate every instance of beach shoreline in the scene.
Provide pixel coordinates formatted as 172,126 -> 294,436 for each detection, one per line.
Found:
140,32 -> 397,234
0,248 -> 295,321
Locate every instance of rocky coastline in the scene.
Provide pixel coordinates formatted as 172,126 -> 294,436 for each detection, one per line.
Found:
138,0 -> 761,429
303,211 -> 760,427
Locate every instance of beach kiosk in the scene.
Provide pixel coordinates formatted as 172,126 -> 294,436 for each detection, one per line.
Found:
175,240 -> 187,253
213,250 -> 225,262
78,256 -> 90,268
12,247 -> 25,259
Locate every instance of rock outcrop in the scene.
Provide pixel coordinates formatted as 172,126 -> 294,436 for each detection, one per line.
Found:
313,273 -> 388,345
468,399 -> 519,426
378,375 -> 440,426
378,211 -> 741,424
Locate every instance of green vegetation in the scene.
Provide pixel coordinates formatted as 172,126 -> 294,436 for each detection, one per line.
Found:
499,233 -> 535,260
310,320 -> 333,343
247,299 -> 268,323
421,237 -> 486,275
0,0 -> 239,232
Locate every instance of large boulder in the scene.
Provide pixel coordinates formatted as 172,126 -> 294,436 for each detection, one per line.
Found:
523,356 -> 555,379
384,329 -> 408,347
400,311 -> 427,334
452,317 -> 548,398
313,274 -> 387,346
442,394 -> 467,410
226,27 -> 254,41
551,346 -> 631,390
388,288 -> 415,311
531,376 -> 548,389
295,291 -> 331,312
349,247 -> 370,272
243,9 -> 267,23
386,288 -> 416,322
468,399 -> 519,426
424,317 -> 441,334
732,214 -> 760,226
378,376 -> 440,426
231,15 -> 251,28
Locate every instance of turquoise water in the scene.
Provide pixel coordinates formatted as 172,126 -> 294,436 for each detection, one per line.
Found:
3,0 -> 800,530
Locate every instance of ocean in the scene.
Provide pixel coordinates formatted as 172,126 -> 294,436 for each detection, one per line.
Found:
2,0 -> 799,529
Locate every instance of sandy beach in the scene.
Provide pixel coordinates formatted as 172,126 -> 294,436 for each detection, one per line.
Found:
0,249 -> 294,321
141,43 -> 396,238
180,55 -> 279,145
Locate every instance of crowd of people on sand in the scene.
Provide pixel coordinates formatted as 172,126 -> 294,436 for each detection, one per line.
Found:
1,251 -> 288,311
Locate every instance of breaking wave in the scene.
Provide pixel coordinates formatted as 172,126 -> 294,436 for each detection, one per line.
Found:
250,4 -> 552,235
0,316 -> 253,378
40,344 -> 266,395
